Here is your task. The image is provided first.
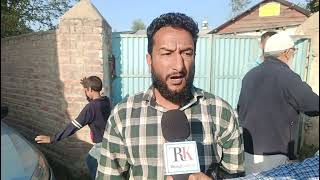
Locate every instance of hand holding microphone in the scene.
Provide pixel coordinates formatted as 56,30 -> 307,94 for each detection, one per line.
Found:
166,173 -> 213,180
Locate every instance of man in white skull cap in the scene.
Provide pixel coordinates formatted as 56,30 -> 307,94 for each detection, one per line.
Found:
237,32 -> 319,174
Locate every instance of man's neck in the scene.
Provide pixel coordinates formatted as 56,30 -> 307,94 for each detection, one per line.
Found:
277,55 -> 289,65
92,92 -> 101,100
153,88 -> 180,110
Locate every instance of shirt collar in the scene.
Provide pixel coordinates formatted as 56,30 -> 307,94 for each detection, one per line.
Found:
255,56 -> 262,65
264,56 -> 290,69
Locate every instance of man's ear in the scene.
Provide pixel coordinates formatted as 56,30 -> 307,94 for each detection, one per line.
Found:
146,53 -> 152,68
283,50 -> 291,60
259,42 -> 263,49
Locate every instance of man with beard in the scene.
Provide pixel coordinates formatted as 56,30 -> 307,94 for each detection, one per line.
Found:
35,76 -> 111,180
96,12 -> 244,180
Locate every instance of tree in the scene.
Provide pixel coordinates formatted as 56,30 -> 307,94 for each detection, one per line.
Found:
131,19 -> 146,32
230,0 -> 252,17
1,0 -> 76,38
306,0 -> 319,13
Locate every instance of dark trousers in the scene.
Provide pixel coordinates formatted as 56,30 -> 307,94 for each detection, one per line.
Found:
86,154 -> 98,180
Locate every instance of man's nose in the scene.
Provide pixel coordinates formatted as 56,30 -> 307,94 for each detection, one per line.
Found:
173,53 -> 185,71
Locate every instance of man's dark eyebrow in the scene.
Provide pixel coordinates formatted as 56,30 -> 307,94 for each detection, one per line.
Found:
181,48 -> 194,52
159,47 -> 175,52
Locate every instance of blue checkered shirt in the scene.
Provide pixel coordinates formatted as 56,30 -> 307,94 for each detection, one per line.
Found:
235,155 -> 319,180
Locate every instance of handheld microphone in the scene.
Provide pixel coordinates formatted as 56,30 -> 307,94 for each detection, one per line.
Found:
161,109 -> 200,180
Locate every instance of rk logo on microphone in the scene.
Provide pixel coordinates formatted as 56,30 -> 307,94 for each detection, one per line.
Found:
163,141 -> 200,175
172,146 -> 193,161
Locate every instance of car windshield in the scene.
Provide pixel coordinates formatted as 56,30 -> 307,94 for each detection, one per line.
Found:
1,122 -> 38,180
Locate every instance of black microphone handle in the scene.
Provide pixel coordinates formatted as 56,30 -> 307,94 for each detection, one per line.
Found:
162,109 -> 192,180
172,174 -> 190,180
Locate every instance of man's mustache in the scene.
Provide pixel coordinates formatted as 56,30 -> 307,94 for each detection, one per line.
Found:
165,72 -> 186,80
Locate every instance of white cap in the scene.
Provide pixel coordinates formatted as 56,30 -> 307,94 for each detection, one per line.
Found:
264,32 -> 294,53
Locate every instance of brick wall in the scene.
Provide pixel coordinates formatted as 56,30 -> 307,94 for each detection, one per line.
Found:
1,0 -> 112,177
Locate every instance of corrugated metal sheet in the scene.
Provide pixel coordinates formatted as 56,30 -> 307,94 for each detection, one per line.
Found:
111,33 -> 310,107
111,33 -> 150,104
211,35 -> 260,108
193,35 -> 212,92
111,33 -> 214,104
291,37 -> 311,80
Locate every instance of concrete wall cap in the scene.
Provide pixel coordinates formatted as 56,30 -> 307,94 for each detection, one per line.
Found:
60,0 -> 105,21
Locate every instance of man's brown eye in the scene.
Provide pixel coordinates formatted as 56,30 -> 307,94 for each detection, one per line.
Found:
183,51 -> 193,56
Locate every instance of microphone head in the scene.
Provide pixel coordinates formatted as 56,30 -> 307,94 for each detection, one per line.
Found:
161,109 -> 190,142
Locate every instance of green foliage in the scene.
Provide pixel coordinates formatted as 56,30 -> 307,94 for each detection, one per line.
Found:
131,19 -> 146,32
1,0 -> 76,38
306,0 -> 319,13
1,0 -> 31,37
230,0 -> 252,17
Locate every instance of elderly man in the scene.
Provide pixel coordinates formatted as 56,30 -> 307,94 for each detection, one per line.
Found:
242,31 -> 277,78
237,32 -> 319,174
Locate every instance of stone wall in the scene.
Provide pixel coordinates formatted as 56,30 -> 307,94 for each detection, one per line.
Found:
0,0 -> 112,177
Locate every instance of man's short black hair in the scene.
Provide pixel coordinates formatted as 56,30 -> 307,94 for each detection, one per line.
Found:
80,76 -> 102,92
147,12 -> 199,54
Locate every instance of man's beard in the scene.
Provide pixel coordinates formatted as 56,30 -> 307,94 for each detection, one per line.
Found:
151,65 -> 195,104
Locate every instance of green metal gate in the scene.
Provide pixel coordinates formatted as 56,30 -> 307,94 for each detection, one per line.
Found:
111,33 -> 311,108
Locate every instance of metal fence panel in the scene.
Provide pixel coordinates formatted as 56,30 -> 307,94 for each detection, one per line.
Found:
111,33 -> 310,108
211,35 -> 260,108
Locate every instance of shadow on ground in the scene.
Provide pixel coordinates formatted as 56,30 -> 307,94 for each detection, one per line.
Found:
47,157 -> 91,180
